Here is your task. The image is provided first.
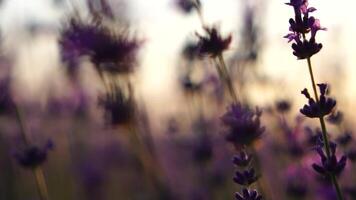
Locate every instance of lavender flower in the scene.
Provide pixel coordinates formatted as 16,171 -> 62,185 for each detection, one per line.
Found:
284,0 -> 326,59
312,143 -> 347,177
275,100 -> 291,113
59,19 -> 141,75
196,27 -> 232,58
233,168 -> 259,186
233,151 -> 252,167
221,103 -> 264,149
235,188 -> 262,200
336,131 -> 353,147
175,0 -> 200,14
327,111 -> 344,125
300,83 -> 336,118
14,140 -> 54,169
98,87 -> 134,125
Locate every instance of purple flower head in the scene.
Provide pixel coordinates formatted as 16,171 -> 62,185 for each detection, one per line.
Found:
233,168 -> 259,186
14,140 -> 54,169
175,0 -> 200,14
233,151 -> 252,167
196,27 -> 232,58
291,38 -> 322,59
98,87 -> 134,126
235,188 -> 262,200
327,111 -> 343,125
284,0 -> 325,59
312,143 -> 347,177
221,103 -> 265,149
59,19 -> 141,75
275,100 -> 292,113
182,41 -> 201,60
336,131 -> 352,147
300,84 -> 336,118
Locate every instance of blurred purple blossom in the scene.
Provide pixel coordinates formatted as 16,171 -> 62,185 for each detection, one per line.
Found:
59,19 -> 141,76
13,140 -> 54,169
221,103 -> 264,149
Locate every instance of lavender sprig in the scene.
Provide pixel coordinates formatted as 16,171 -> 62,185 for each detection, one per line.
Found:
284,1 -> 345,199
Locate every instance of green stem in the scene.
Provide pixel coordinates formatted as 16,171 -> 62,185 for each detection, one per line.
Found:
217,54 -> 239,103
305,57 -> 344,200
33,167 -> 50,200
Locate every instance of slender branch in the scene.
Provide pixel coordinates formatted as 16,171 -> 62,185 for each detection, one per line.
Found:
33,167 -> 50,200
217,54 -> 239,103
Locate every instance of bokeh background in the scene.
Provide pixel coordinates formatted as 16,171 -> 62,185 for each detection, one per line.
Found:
1,0 -> 356,200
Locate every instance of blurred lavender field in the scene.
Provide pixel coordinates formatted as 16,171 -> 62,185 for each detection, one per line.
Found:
1,0 -> 356,200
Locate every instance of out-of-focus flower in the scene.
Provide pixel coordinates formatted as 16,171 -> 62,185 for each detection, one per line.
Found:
275,100 -> 291,113
300,83 -> 336,118
232,151 -> 252,167
327,111 -> 343,125
59,19 -> 141,76
312,143 -> 347,177
98,87 -> 134,126
336,131 -> 352,147
182,41 -> 200,61
221,103 -> 264,149
235,188 -> 262,200
233,168 -> 259,186
196,27 -> 232,58
14,140 -> 54,169
193,134 -> 213,164
175,0 -> 200,14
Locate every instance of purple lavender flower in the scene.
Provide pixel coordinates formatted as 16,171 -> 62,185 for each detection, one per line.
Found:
233,168 -> 259,186
221,103 -> 264,149
300,83 -> 336,118
235,188 -> 262,200
98,87 -> 134,126
175,0 -> 200,14
327,111 -> 344,125
196,27 -> 232,58
233,151 -> 252,167
275,100 -> 291,113
59,19 -> 141,75
284,0 -> 326,59
312,143 -> 347,177
336,131 -> 352,147
14,140 -> 54,169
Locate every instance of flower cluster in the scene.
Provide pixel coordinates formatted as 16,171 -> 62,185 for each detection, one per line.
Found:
233,151 -> 262,200
14,140 -> 54,169
196,27 -> 232,58
59,19 -> 141,76
221,103 -> 264,149
300,83 -> 336,118
284,0 -> 326,59
312,142 -> 347,177
98,87 -> 134,126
